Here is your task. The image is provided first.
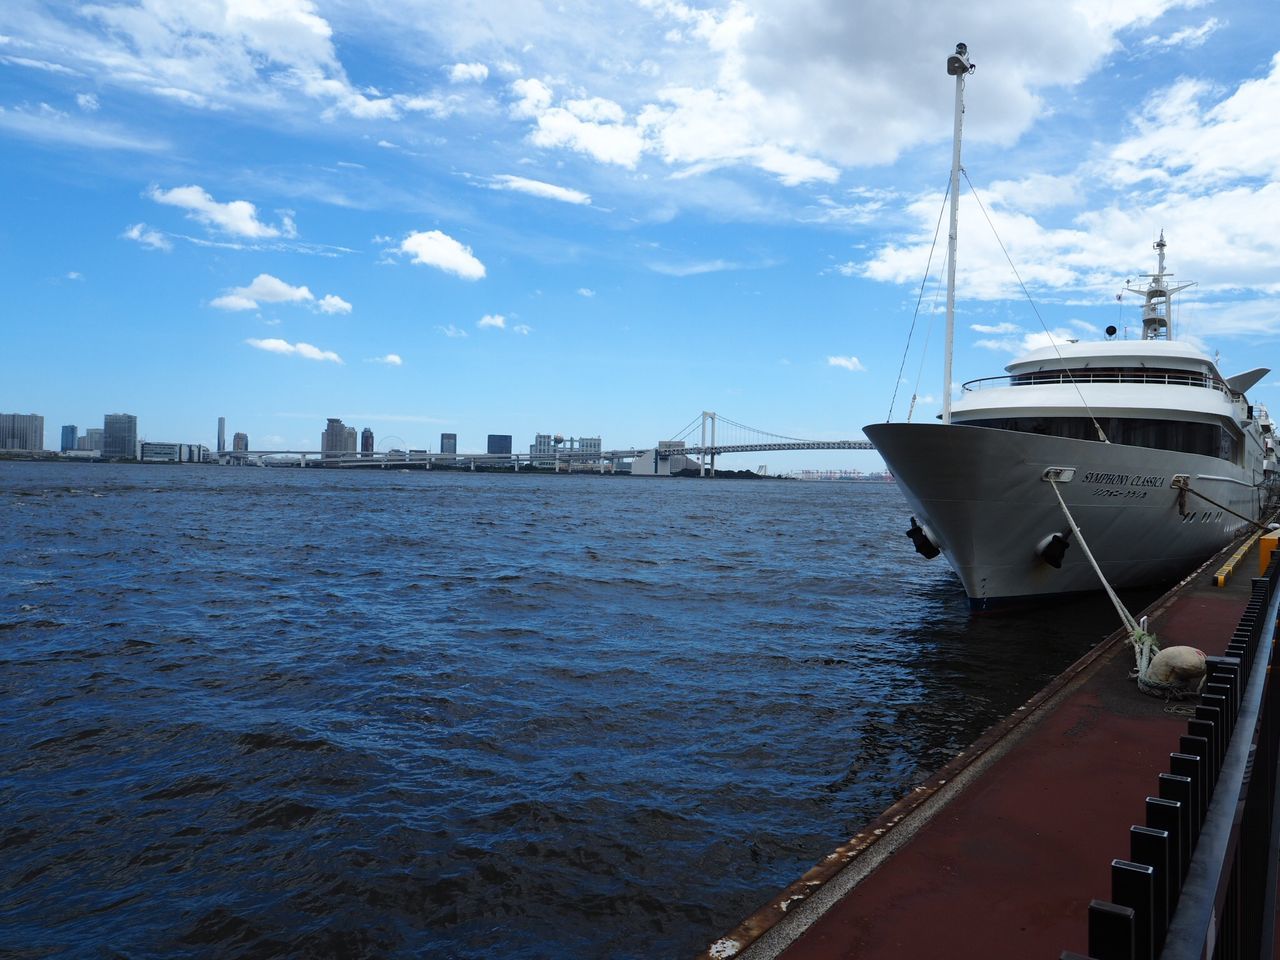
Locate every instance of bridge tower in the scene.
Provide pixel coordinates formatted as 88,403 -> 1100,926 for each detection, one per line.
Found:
700,411 -> 717,478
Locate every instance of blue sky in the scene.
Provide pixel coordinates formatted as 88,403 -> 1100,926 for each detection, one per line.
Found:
3,0 -> 1279,470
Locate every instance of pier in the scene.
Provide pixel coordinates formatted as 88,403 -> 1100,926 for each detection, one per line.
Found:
702,531 -> 1280,960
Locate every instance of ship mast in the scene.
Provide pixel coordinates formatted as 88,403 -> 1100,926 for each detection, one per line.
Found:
1123,231 -> 1194,340
942,42 -> 974,425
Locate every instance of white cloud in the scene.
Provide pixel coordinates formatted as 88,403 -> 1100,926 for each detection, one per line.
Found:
477,313 -> 506,329
245,338 -> 343,363
396,94 -> 451,116
9,0 -> 395,121
827,356 -> 866,372
492,174 -> 591,205
211,273 -> 349,313
317,294 -> 352,314
649,259 -> 738,276
1142,18 -> 1222,50
76,93 -> 99,112
0,102 -> 166,151
860,53 -> 1280,311
149,185 -> 289,239
398,230 -> 486,280
974,328 -> 1083,355
437,324 -> 468,338
511,77 -> 647,168
211,293 -> 259,311
449,62 -> 489,83
0,54 -> 80,75
66,271 -> 82,280
578,288 -> 595,297
122,222 -> 172,251
970,322 -> 1023,335
513,323 -> 532,335
1105,57 -> 1280,191
213,274 -> 313,311
368,353 -> 403,365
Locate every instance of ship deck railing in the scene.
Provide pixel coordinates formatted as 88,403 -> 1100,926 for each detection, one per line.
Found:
961,371 -> 1234,395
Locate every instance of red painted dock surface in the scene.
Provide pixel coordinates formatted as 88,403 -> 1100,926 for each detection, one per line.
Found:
702,541 -> 1267,960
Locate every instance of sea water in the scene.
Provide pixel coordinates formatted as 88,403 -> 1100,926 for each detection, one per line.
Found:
1,463 -> 1139,958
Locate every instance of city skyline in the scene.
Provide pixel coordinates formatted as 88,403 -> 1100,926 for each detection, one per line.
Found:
18,407 -> 615,456
4,2 -> 1280,471
14,405 -> 674,458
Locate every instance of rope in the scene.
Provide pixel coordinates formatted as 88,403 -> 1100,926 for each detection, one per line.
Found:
887,182 -> 951,423
1047,478 -> 1173,696
1174,476 -> 1272,533
962,171 -> 1109,444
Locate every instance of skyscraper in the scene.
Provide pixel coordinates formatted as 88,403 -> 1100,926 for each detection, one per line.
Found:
441,433 -> 457,454
0,413 -> 44,451
217,416 -> 226,454
361,427 -> 374,457
487,434 -> 512,455
79,427 -> 103,451
322,418 -> 347,459
102,413 -> 138,459
232,432 -> 248,452
344,426 -> 356,453
61,425 -> 77,452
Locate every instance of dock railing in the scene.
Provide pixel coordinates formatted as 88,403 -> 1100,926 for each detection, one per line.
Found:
1063,555 -> 1280,960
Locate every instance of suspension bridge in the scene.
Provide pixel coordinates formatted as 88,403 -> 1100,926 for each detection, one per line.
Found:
218,411 -> 873,474
621,411 -> 872,477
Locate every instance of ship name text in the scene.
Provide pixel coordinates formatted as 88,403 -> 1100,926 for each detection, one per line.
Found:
1081,471 -> 1166,488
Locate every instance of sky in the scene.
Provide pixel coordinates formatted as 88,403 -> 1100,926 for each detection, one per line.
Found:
3,0 -> 1279,471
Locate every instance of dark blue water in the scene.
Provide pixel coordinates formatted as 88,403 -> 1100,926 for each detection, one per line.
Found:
1,463 -> 1140,958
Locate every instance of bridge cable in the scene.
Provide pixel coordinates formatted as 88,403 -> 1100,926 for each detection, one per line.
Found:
715,415 -> 807,443
669,414 -> 704,444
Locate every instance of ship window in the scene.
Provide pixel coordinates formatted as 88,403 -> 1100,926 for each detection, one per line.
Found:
1009,367 -> 1211,389
964,416 -> 1240,463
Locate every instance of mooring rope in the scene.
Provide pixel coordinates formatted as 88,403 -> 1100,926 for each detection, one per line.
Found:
1046,478 -> 1177,696
1173,476 -> 1272,533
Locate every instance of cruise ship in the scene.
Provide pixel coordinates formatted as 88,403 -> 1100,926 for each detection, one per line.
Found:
866,46 -> 1274,609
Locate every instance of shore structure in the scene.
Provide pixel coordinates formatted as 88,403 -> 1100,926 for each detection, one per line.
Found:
701,527 -> 1280,960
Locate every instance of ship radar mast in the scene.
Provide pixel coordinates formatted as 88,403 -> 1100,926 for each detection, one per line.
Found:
1122,231 -> 1195,340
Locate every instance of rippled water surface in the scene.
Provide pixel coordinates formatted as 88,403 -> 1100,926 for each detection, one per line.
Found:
1,462 -> 1141,958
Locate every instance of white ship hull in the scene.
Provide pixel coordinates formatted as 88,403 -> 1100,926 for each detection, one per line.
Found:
865,422 -> 1263,610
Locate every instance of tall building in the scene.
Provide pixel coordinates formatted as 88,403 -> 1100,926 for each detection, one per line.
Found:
78,427 -> 104,451
441,433 -> 457,455
530,432 -> 557,467
61,425 -> 78,452
217,416 -> 226,454
487,434 -> 513,455
344,426 -> 357,453
361,427 -> 374,457
102,413 -> 138,459
0,413 -> 44,451
321,418 -> 350,459
232,432 -> 248,452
